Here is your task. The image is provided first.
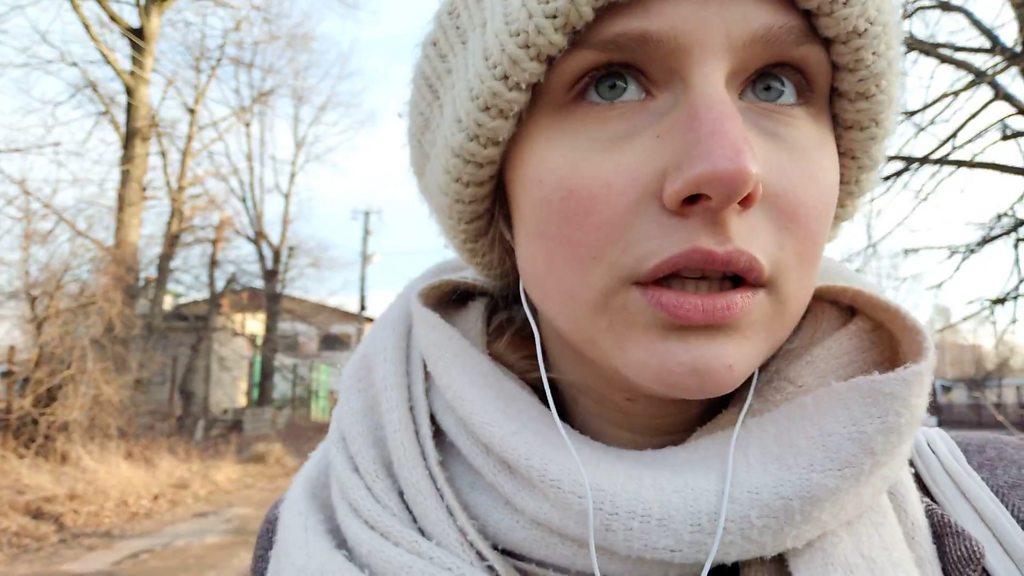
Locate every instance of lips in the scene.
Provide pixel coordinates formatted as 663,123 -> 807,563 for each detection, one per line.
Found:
635,246 -> 766,326
637,247 -> 766,287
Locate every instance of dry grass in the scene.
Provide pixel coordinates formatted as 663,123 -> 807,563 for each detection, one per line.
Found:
0,437 -> 297,562
242,440 -> 298,467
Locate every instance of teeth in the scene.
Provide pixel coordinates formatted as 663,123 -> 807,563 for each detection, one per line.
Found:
677,268 -> 724,280
660,276 -> 737,293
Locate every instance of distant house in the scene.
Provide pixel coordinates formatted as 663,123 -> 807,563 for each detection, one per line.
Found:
932,331 -> 1024,429
173,288 -> 371,357
142,288 -> 372,425
932,377 -> 1024,429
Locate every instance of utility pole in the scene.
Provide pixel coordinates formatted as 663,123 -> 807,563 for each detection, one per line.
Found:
353,208 -> 379,343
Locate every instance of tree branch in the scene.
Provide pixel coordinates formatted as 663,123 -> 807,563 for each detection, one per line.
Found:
73,60 -> 125,139
0,169 -> 109,253
95,0 -> 134,36
68,0 -> 132,87
907,1 -> 1013,57
906,35 -> 1024,116
890,155 -> 1024,177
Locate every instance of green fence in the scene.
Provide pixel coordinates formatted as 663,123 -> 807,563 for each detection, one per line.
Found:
309,363 -> 333,422
249,355 -> 335,422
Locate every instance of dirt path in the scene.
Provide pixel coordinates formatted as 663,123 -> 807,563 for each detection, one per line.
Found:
5,478 -> 289,576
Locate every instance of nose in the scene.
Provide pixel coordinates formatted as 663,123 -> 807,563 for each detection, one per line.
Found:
661,96 -> 763,217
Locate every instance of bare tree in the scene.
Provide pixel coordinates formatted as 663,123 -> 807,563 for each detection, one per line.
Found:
1,3 -> 243,327
0,0 -> 359,449
146,9 -> 239,335
856,1 -> 1024,329
67,0 -> 178,304
215,2 -> 357,407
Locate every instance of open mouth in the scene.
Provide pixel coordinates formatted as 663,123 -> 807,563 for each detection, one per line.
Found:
635,247 -> 765,325
651,270 -> 746,294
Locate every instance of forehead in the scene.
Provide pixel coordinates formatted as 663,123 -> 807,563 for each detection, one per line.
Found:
563,0 -> 826,58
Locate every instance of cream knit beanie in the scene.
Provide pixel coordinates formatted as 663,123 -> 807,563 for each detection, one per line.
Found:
408,0 -> 904,285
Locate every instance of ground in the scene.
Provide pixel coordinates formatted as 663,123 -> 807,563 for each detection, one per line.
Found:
5,476 -> 288,576
0,420 -> 327,576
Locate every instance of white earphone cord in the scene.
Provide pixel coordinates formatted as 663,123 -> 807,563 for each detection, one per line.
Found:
518,279 -> 759,576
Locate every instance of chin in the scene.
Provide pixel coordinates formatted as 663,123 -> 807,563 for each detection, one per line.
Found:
630,361 -> 752,401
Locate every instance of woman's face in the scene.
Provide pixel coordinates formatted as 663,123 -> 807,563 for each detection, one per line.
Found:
503,0 -> 839,401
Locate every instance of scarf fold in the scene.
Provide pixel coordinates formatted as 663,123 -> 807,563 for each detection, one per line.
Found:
268,257 -> 942,576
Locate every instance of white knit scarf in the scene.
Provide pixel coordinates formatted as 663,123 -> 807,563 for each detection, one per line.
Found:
267,258 -> 943,576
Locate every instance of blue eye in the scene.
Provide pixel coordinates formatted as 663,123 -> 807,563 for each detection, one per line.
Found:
584,68 -> 647,104
741,70 -> 800,105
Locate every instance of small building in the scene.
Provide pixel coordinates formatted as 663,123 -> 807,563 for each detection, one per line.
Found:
932,377 -> 1024,430
142,288 -> 372,427
931,328 -> 1024,429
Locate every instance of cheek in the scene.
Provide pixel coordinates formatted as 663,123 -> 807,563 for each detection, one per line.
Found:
765,137 -> 839,311
505,146 -> 640,287
770,135 -> 839,243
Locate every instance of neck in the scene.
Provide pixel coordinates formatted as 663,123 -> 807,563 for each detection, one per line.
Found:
537,322 -> 731,450
554,380 -> 732,449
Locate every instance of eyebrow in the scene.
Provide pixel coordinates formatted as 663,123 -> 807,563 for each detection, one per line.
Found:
572,20 -> 824,57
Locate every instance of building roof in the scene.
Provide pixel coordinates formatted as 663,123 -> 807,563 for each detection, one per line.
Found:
171,287 -> 373,330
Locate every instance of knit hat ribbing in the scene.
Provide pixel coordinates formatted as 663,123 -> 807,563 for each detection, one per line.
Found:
408,0 -> 904,285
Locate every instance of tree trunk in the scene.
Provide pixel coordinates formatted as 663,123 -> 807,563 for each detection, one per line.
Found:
1,346 -> 14,443
201,219 -> 227,419
145,203 -> 182,333
256,270 -> 282,407
176,305 -> 217,436
113,9 -> 162,307
176,328 -> 203,434
177,217 -> 227,434
146,65 -> 206,334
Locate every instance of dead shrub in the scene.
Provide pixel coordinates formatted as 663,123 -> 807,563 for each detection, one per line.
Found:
242,440 -> 296,467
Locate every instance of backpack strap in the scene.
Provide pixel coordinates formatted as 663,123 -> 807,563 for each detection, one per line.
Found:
912,426 -> 1024,575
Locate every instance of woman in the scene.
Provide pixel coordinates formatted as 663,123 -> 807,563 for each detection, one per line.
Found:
253,0 -> 1024,574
